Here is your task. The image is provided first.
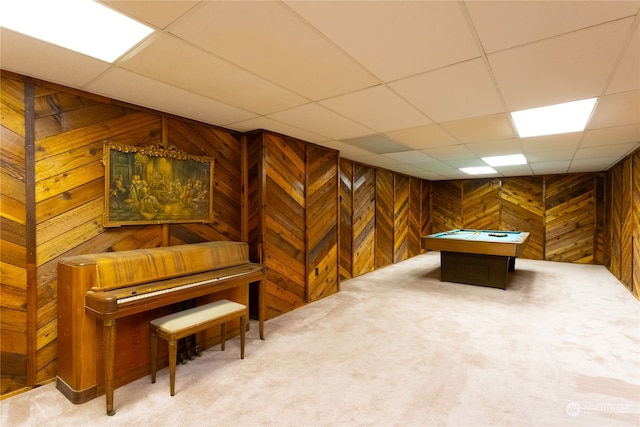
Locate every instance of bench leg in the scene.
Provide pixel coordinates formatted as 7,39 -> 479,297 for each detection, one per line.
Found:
220,323 -> 226,351
169,340 -> 177,396
150,329 -> 158,383
240,315 -> 245,359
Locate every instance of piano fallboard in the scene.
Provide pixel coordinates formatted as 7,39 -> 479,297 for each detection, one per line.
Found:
85,263 -> 264,320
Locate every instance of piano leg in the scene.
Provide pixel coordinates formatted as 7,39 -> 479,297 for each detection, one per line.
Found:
259,278 -> 265,340
103,319 -> 116,416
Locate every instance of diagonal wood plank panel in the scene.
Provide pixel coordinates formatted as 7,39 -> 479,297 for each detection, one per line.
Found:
352,164 -> 375,277
545,174 -> 596,263
620,157 -> 633,289
633,151 -> 639,297
375,168 -> 393,268
393,174 -> 409,263
339,159 -> 353,280
306,145 -> 338,302
501,177 -> 544,259
462,178 -> 500,230
431,181 -> 462,232
263,134 -> 306,317
609,167 -> 622,277
1,77 -> 28,394
408,177 -> 422,257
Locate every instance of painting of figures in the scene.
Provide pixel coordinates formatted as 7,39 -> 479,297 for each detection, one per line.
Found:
103,141 -> 214,226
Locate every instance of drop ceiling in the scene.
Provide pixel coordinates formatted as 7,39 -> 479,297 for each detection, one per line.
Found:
1,0 -> 639,180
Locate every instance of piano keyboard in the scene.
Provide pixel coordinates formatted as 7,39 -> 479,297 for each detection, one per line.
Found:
117,270 -> 255,304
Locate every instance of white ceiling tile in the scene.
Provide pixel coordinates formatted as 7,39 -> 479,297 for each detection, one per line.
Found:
0,28 -> 111,88
467,0 -> 640,53
384,124 -> 458,150
388,164 -> 423,175
86,68 -> 257,126
521,133 -> 583,153
573,142 -> 640,159
494,165 -> 535,177
607,24 -> 640,94
525,150 -> 577,163
582,124 -> 640,147
320,85 -> 429,132
465,139 -> 524,158
169,1 -> 378,101
421,144 -> 477,161
529,161 -> 571,175
285,0 -> 480,82
229,116 -> 328,143
440,113 -> 517,144
569,157 -> 621,172
341,135 -> 411,154
120,34 -> 307,115
383,151 -> 437,164
390,59 -> 505,122
489,18 -> 634,111
100,0 -> 199,29
446,158 -> 491,168
267,104 -> 373,140
589,90 -> 640,129
348,155 -> 404,169
413,171 -> 449,180
321,141 -> 376,158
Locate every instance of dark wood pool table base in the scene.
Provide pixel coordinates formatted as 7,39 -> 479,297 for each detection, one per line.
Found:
440,251 -> 516,290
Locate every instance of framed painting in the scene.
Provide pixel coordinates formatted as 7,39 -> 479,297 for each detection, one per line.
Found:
103,141 -> 214,227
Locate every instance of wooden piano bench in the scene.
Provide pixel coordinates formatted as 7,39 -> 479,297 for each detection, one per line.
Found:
149,299 -> 247,396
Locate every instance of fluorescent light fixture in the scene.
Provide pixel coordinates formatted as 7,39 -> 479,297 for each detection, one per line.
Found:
0,0 -> 154,63
511,98 -> 597,138
460,166 -> 497,175
482,154 -> 527,167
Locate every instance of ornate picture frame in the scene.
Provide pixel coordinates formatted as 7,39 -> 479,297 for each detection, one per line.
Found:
103,141 -> 214,227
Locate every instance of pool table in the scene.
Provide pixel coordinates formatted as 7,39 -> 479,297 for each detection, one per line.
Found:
421,229 -> 530,289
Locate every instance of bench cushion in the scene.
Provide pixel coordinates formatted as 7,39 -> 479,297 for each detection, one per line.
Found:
151,299 -> 246,334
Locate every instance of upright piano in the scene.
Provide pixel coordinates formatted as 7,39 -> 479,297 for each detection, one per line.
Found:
57,241 -> 265,415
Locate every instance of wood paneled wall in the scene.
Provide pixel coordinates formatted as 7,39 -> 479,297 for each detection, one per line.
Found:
430,174 -> 609,262
339,159 -> 353,280
306,144 -> 339,302
352,164 -> 376,277
1,74 -> 244,397
375,169 -> 394,269
246,132 -> 307,318
607,150 -> 639,298
341,161 -> 423,277
501,177 -> 544,260
1,78 -> 28,394
2,71 -> 638,400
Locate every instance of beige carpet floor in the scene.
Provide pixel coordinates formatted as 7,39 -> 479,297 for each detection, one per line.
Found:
2,252 -> 639,427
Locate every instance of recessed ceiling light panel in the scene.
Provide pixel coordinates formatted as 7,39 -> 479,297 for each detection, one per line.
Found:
0,0 -> 154,63
482,154 -> 527,167
460,166 -> 497,175
511,98 -> 597,138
